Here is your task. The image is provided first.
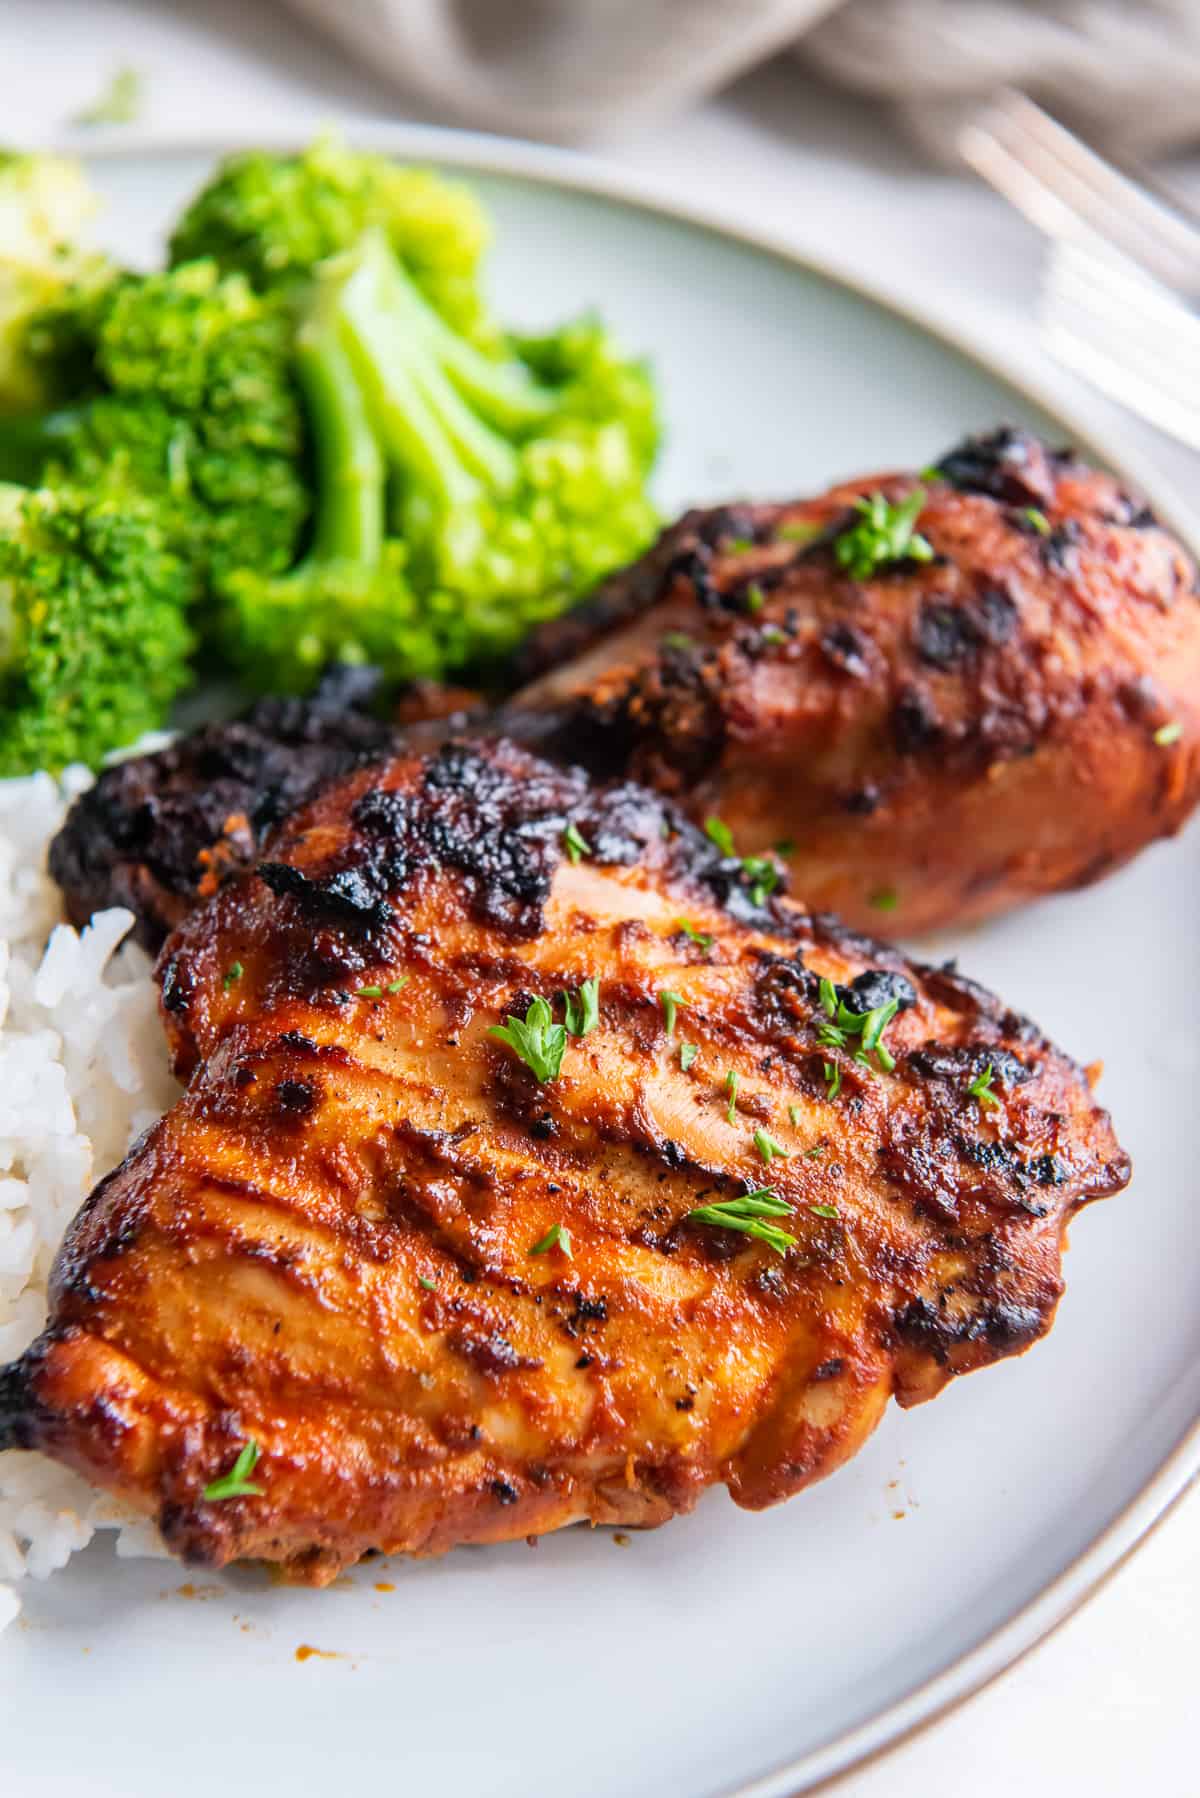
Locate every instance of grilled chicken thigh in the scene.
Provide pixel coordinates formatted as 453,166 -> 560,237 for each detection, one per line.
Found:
511,427 -> 1200,934
5,738 -> 1128,1581
50,430 -> 1200,947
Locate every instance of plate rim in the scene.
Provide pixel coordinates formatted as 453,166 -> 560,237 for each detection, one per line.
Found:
50,118 -> 1200,1796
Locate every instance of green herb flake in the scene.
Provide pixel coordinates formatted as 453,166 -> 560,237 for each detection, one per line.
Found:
562,977 -> 600,1038
357,985 -> 383,999
529,1221 -> 573,1258
488,996 -> 567,1083
704,816 -> 736,856
753,1128 -> 789,1164
203,1439 -> 262,1504
741,854 -> 780,908
774,838 -> 797,857
687,1188 -> 796,1256
563,822 -> 591,865
869,886 -> 900,913
835,488 -> 933,582
967,1063 -> 1002,1111
805,1145 -> 824,1159
788,1103 -> 803,1127
417,1275 -> 438,1292
725,1068 -> 740,1124
663,632 -> 694,652
777,518 -> 821,545
761,624 -> 788,647
386,977 -> 409,993
660,990 -> 683,1038
675,919 -> 714,953
222,961 -> 244,992
810,1203 -> 839,1220
73,66 -> 143,127
680,1042 -> 699,1071
824,1060 -> 842,1102
1023,507 -> 1051,536
726,536 -> 755,554
1154,721 -> 1183,747
744,582 -> 766,614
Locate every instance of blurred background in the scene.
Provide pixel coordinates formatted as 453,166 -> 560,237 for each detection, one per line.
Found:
5,3 -> 1198,1794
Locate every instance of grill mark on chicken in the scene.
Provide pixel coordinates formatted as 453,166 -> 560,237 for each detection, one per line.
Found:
3,738 -> 1128,1581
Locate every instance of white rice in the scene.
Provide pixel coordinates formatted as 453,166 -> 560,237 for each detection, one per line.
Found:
0,765 -> 181,1633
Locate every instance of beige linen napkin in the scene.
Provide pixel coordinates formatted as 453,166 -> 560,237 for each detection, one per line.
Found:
282,0 -> 1200,157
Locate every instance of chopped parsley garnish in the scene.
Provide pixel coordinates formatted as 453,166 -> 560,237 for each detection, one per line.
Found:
357,985 -> 383,999
869,887 -> 899,913
687,1188 -> 797,1256
701,818 -> 781,906
725,1069 -> 740,1124
663,632 -> 694,651
726,536 -> 755,554
744,582 -> 766,614
777,518 -> 821,545
529,1221 -> 573,1258
753,1128 -> 789,1164
788,1103 -> 802,1127
967,1063 -> 1002,1111
704,816 -> 736,856
1154,721 -> 1183,746
761,624 -> 788,646
562,977 -> 600,1038
1023,507 -> 1051,535
222,961 -> 244,991
805,1145 -> 824,1159
741,855 -> 780,907
563,823 -> 591,864
675,919 -> 714,952
824,1060 -> 842,1102
73,66 -> 143,126
489,996 -> 566,1082
417,1275 -> 438,1292
660,990 -> 683,1038
203,1439 -> 261,1503
835,488 -> 933,581
810,1203 -> 839,1220
680,1042 -> 699,1071
387,977 -> 409,993
815,980 -> 900,1074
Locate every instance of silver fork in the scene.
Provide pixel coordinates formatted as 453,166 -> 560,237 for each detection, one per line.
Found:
958,89 -> 1200,449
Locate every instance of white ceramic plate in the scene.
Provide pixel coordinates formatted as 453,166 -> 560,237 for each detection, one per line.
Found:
6,127 -> 1199,1798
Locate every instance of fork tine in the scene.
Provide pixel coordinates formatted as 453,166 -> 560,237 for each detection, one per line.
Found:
1040,242 -> 1200,450
960,90 -> 1200,297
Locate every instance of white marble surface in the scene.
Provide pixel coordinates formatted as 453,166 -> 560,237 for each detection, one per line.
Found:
3,4 -> 1198,1793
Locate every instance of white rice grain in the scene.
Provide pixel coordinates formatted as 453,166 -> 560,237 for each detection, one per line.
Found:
0,765 -> 180,1632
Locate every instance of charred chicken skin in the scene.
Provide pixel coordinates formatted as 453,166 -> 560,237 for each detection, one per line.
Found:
5,738 -> 1128,1582
49,429 -> 1200,947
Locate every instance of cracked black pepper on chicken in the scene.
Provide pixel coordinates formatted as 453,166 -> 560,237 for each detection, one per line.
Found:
50,428 -> 1200,948
2,736 -> 1128,1580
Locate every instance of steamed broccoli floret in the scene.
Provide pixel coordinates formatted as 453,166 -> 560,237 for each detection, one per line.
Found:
0,260 -> 310,591
0,150 -> 111,413
216,228 -> 659,685
217,320 -> 431,690
0,483 -> 193,774
167,136 -> 496,347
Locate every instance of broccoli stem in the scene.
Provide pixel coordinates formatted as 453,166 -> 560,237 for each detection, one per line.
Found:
329,229 -> 550,515
294,321 -> 383,566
